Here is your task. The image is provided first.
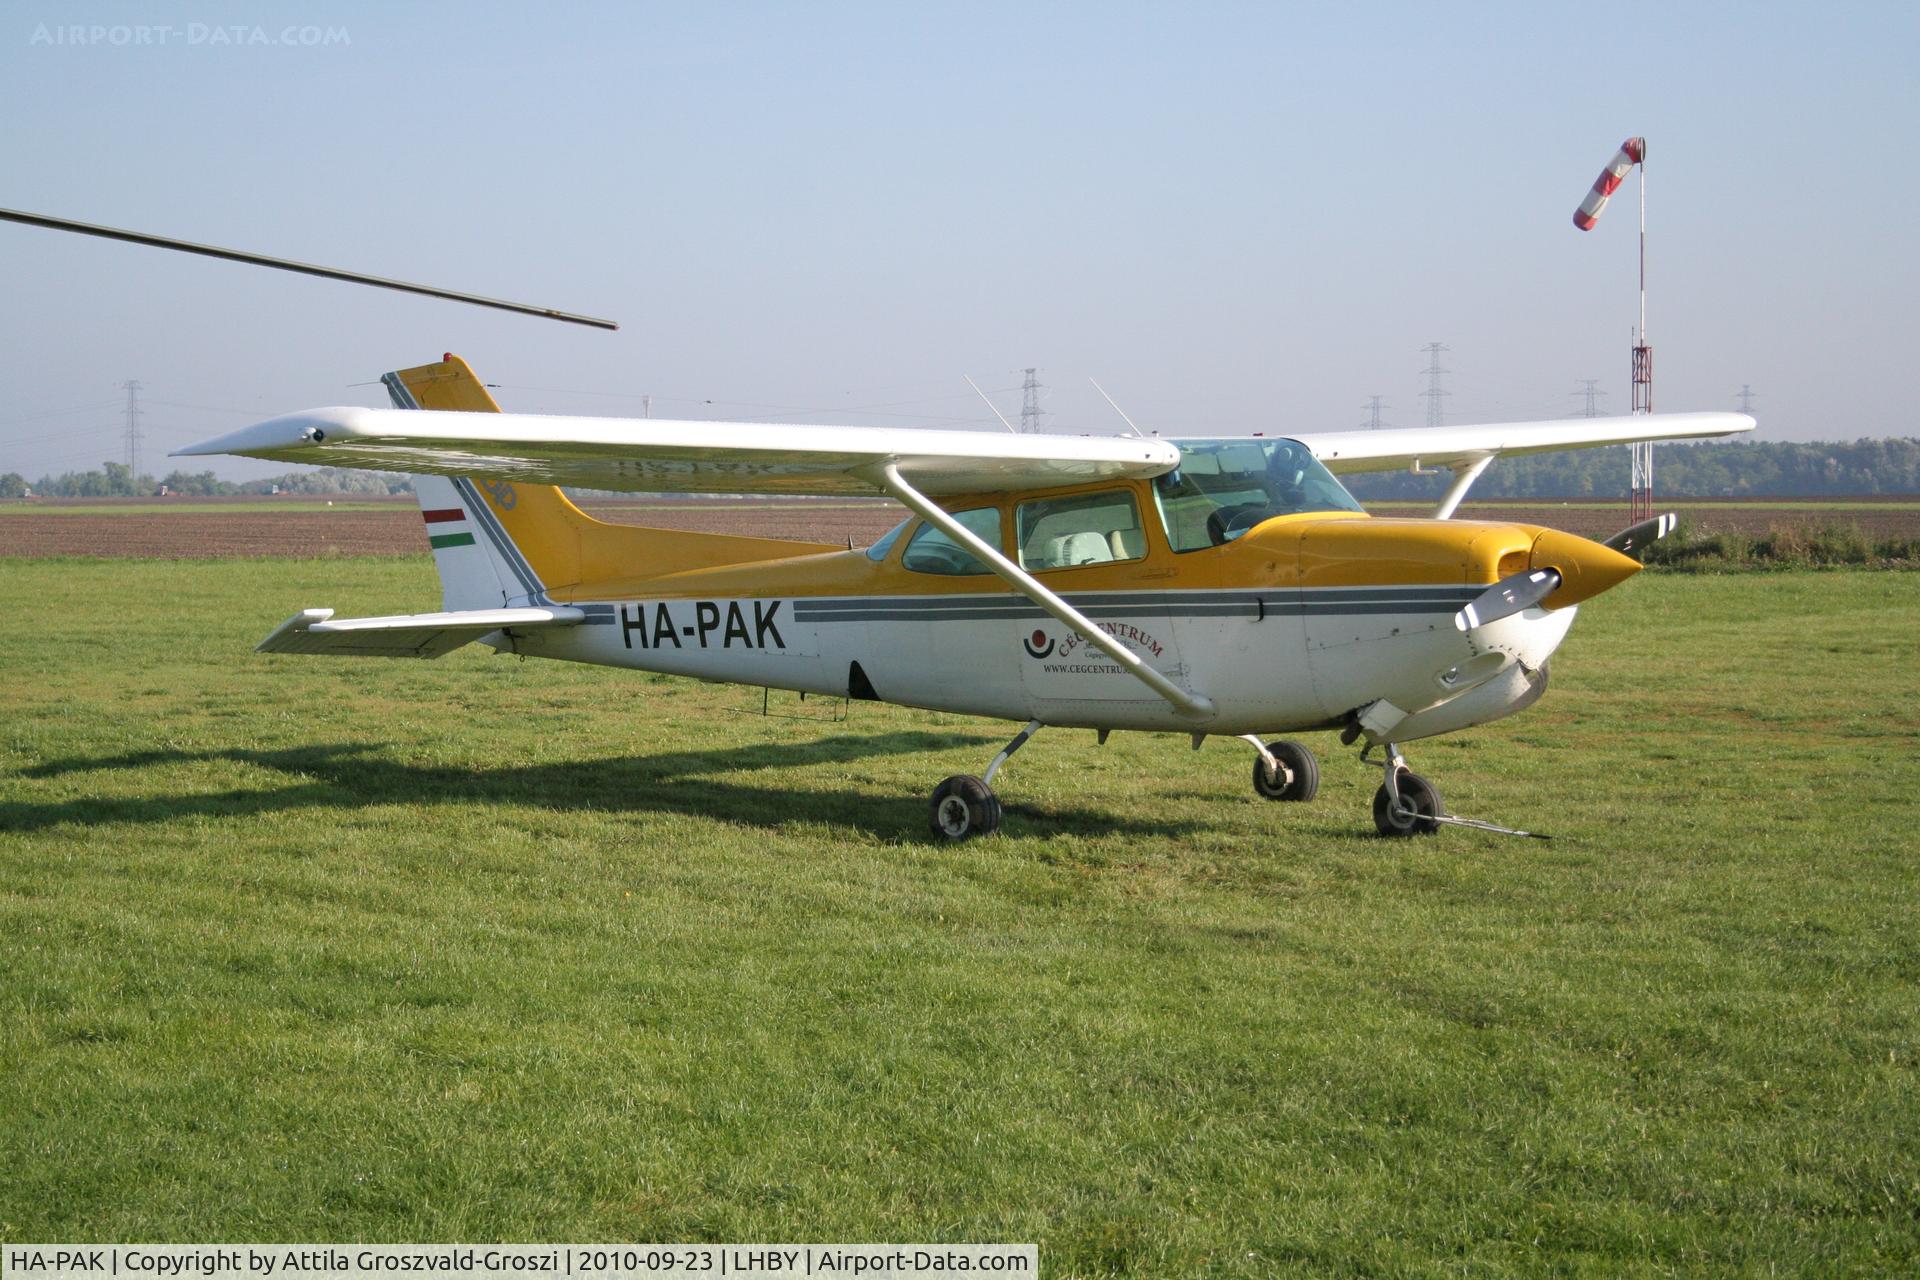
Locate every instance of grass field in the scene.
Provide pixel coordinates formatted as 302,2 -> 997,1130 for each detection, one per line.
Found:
2,558 -> 1916,1275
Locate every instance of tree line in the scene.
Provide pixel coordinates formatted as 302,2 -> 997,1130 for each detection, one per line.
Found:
1,465 -> 414,498
1343,437 -> 1920,500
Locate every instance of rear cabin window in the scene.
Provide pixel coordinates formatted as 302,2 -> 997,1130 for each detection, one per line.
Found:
901,507 -> 1001,575
1016,489 -> 1147,571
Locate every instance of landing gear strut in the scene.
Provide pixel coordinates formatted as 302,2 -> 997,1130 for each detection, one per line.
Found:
1359,741 -> 1549,838
927,719 -> 1041,841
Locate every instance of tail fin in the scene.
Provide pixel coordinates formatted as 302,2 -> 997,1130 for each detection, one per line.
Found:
389,355 -> 572,609
389,354 -> 833,609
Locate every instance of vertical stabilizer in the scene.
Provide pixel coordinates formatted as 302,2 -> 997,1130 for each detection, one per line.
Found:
387,355 -> 563,609
410,474 -> 523,610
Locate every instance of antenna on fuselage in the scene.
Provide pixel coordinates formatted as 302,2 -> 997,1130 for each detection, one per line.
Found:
1089,378 -> 1145,437
964,375 -> 1018,433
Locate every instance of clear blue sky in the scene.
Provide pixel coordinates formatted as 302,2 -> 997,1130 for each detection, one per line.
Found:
2,0 -> 1913,480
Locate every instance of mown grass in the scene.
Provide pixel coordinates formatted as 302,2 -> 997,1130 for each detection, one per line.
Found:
1,558 -> 1916,1275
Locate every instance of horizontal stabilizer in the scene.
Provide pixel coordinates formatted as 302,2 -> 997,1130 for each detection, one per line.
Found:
256,606 -> 585,658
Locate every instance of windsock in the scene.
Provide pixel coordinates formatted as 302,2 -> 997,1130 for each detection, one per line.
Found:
1572,137 -> 1646,230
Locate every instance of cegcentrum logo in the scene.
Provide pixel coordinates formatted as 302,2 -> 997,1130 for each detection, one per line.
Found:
1022,629 -> 1055,659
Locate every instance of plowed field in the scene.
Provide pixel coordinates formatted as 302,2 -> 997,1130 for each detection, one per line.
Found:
2,495 -> 1914,558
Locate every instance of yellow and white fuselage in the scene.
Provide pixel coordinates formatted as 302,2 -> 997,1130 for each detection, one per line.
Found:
430,472 -> 1595,742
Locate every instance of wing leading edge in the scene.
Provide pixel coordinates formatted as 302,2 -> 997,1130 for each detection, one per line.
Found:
1294,412 -> 1755,475
177,406 -> 1183,498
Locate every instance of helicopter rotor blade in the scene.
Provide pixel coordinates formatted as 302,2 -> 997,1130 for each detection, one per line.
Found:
0,206 -> 618,331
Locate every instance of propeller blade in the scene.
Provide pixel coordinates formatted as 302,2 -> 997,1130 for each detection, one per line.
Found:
1454,568 -> 1561,632
1602,511 -> 1677,561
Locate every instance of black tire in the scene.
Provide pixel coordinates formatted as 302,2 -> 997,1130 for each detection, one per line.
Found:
929,774 -> 1001,841
1252,740 -> 1319,802
1373,770 -> 1444,837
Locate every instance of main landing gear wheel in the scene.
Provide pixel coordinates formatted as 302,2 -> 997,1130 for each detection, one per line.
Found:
1373,769 -> 1444,837
929,774 -> 1001,841
1252,740 -> 1319,802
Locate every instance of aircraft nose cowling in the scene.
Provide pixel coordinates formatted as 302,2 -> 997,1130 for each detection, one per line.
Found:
1530,528 -> 1641,608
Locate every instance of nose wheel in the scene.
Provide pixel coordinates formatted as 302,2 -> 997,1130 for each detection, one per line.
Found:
1373,766 -> 1444,836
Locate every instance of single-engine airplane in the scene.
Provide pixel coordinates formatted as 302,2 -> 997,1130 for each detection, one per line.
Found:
3,203 -> 1754,839
176,356 -> 1753,839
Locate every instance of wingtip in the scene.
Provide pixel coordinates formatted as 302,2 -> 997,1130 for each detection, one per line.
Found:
175,407 -> 362,459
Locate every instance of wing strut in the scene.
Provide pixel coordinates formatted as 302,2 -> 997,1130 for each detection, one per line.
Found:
873,463 -> 1216,722
1432,455 -> 1494,519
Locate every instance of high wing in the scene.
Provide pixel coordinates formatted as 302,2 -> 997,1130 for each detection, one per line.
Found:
1294,412 -> 1754,475
177,406 -> 1181,498
179,404 -> 1753,498
256,606 -> 585,657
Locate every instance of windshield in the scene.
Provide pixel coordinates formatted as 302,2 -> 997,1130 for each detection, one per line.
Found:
865,516 -> 912,561
1153,437 -> 1365,551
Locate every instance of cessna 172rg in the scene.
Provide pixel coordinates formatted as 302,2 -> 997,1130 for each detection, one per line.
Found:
178,356 -> 1753,840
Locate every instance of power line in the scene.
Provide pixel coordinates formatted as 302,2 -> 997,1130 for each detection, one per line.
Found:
1419,343 -> 1450,429
0,398 -> 123,429
1362,395 -> 1389,430
1736,384 -> 1758,414
0,423 -> 125,447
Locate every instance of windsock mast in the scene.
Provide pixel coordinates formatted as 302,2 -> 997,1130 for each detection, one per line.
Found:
1573,137 -> 1655,520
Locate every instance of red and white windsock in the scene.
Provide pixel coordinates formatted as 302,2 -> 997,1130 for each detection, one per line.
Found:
1572,137 -> 1646,230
